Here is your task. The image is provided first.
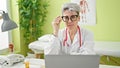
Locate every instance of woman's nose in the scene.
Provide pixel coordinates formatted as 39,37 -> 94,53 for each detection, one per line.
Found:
68,18 -> 72,23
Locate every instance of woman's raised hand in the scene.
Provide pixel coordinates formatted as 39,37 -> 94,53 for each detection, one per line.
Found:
52,16 -> 62,37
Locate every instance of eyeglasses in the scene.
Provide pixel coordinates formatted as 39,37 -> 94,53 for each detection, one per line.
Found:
62,15 -> 79,22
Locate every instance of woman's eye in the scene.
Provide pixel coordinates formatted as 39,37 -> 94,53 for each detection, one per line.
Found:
71,15 -> 76,18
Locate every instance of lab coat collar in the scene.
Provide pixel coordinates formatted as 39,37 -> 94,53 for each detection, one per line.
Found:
67,29 -> 79,46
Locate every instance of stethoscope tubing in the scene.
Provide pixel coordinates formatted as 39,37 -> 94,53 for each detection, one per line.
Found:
63,26 -> 82,48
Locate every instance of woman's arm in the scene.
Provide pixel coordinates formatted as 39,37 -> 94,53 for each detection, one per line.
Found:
44,35 -> 61,55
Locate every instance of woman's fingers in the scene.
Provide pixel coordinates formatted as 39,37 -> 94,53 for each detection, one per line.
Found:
52,16 -> 62,36
53,16 -> 62,25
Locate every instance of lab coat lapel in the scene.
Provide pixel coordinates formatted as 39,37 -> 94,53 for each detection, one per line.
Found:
70,31 -> 80,53
72,31 -> 79,46
67,30 -> 79,45
66,31 -> 72,54
67,31 -> 72,46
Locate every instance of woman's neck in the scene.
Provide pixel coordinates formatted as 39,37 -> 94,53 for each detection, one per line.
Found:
67,26 -> 78,43
68,26 -> 77,35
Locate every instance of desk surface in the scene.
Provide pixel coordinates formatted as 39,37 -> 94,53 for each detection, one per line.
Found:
0,58 -> 120,68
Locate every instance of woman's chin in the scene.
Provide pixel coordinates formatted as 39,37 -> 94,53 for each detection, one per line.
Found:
67,25 -> 73,29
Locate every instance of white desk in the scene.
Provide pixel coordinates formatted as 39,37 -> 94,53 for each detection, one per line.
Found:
0,58 -> 120,68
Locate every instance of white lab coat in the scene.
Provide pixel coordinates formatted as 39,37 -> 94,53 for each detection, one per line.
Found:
44,26 -> 95,55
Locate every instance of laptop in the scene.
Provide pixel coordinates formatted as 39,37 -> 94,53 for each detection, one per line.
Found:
45,55 -> 100,68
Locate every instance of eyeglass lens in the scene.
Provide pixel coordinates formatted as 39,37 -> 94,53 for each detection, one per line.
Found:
62,15 -> 78,22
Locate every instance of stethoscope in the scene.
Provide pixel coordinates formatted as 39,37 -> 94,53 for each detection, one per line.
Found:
63,26 -> 82,48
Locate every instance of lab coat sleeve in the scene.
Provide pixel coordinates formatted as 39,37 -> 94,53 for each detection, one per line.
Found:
44,35 -> 61,55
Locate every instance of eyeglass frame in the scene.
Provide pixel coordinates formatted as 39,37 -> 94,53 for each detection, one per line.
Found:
61,15 -> 79,22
